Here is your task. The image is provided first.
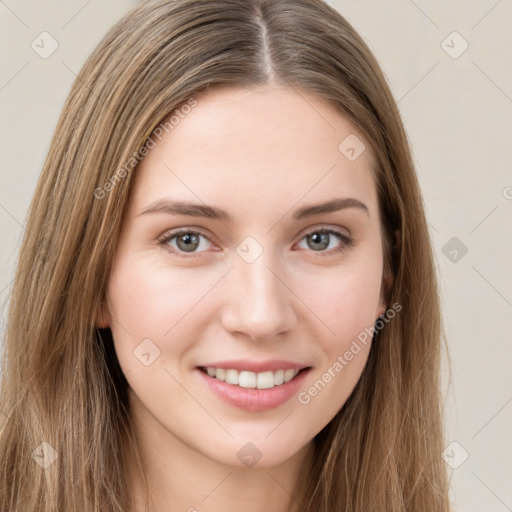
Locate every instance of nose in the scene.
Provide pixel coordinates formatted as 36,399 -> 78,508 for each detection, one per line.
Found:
220,252 -> 298,342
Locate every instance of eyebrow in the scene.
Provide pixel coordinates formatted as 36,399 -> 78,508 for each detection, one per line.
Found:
137,197 -> 369,221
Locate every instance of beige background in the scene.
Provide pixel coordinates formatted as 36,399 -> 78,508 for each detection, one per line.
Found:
1,1 -> 511,510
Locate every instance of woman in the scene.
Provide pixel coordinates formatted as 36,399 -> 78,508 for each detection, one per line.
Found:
0,0 -> 450,510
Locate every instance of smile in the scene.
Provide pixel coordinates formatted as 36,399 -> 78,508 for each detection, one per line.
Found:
199,366 -> 302,389
196,362 -> 312,412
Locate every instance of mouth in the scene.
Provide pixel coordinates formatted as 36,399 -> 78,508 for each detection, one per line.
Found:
197,365 -> 310,390
196,364 -> 312,412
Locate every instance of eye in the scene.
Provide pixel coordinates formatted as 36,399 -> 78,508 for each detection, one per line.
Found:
296,228 -> 353,256
158,226 -> 353,259
158,229 -> 215,258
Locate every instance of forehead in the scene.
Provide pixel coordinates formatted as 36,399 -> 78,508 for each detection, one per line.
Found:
129,85 -> 378,220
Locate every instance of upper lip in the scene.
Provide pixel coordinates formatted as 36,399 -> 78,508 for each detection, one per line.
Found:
197,359 -> 310,373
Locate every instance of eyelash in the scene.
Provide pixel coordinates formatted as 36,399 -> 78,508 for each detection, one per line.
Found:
157,226 -> 354,259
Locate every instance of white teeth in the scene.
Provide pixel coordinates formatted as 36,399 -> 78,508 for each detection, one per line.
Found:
225,369 -> 239,385
203,367 -> 301,389
256,371 -> 275,389
238,371 -> 257,388
284,369 -> 296,383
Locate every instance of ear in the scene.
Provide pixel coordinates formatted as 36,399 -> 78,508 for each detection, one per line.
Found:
377,228 -> 400,318
96,301 -> 112,329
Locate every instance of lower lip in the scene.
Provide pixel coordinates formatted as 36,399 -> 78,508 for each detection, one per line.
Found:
196,368 -> 311,412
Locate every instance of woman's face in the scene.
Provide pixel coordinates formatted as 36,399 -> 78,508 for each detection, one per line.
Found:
105,85 -> 388,468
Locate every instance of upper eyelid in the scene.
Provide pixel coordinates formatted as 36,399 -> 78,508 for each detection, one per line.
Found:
159,227 -> 213,244
296,224 -> 351,240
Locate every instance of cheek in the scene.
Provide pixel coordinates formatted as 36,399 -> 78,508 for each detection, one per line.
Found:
293,252 -> 382,411
106,255 -> 221,366
303,258 -> 383,348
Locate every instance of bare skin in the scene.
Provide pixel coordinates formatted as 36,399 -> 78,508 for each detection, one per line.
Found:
103,84 -> 389,512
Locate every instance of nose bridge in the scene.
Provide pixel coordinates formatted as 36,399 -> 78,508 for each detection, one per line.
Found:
221,246 -> 296,340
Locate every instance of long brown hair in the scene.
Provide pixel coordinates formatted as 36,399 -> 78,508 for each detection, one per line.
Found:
0,0 -> 449,510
